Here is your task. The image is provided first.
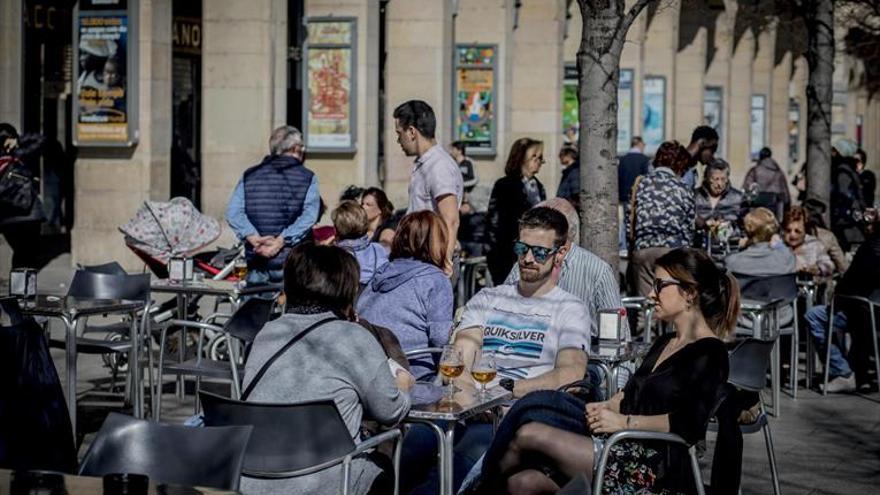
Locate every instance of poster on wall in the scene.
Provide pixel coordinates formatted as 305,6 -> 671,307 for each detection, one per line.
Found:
703,86 -> 723,157
562,64 -> 579,143
455,45 -> 497,155
617,69 -> 634,153
73,2 -> 136,147
303,18 -> 356,152
788,100 -> 800,163
750,95 -> 766,157
643,76 -> 666,154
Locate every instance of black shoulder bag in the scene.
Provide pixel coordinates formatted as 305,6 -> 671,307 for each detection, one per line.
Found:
0,157 -> 38,213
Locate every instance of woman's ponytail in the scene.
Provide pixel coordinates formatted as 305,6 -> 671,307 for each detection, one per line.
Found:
717,271 -> 741,338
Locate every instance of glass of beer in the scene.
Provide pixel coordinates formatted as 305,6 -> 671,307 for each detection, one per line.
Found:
438,344 -> 464,401
471,352 -> 497,398
232,259 -> 248,284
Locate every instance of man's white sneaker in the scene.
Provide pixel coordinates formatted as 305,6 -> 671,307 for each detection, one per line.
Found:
823,373 -> 856,393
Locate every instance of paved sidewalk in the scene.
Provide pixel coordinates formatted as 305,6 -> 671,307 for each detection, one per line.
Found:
35,254 -> 880,494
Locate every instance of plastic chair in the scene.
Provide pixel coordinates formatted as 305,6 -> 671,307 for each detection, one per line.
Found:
735,272 -> 801,400
52,271 -> 154,412
154,297 -> 274,419
714,337 -> 781,495
79,412 -> 251,490
822,292 -> 880,395
199,391 -> 403,495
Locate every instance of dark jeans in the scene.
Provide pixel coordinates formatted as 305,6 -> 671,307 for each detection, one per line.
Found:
401,422 -> 493,495
1,221 -> 41,269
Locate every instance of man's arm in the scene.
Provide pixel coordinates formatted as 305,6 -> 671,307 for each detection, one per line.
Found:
279,175 -> 321,245
225,179 -> 259,241
511,348 -> 588,399
451,326 -> 482,394
436,193 -> 460,273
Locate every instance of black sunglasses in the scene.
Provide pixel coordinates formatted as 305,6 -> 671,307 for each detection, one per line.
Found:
652,277 -> 681,295
513,241 -> 559,264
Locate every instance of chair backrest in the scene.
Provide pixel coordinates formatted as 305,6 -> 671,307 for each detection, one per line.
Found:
67,271 -> 151,303
199,391 -> 355,476
734,273 -> 798,303
80,262 -> 128,275
78,412 -> 252,490
727,338 -> 775,392
225,298 -> 275,343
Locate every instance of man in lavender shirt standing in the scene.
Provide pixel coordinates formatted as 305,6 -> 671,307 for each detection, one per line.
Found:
393,100 -> 463,274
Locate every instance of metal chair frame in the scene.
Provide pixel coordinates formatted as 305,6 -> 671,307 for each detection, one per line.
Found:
822,293 -> 880,395
593,431 -> 704,495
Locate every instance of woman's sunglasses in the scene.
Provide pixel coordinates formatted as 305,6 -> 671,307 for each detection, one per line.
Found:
513,241 -> 559,264
652,277 -> 681,295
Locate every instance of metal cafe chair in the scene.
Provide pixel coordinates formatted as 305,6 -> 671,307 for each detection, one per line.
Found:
200,391 -> 403,495
822,292 -> 880,395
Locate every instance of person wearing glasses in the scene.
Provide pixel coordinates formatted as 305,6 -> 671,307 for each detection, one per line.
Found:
486,137 -> 548,285
453,207 -> 589,399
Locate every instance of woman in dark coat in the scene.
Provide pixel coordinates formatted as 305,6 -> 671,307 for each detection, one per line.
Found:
486,137 -> 546,285
0,123 -> 44,269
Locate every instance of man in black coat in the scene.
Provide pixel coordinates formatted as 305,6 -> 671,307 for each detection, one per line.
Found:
617,136 -> 651,205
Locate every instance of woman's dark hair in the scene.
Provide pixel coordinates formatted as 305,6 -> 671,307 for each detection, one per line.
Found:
690,125 -> 719,145
518,206 -> 568,248
759,147 -> 772,160
283,243 -> 360,314
504,137 -> 542,178
362,187 -> 394,222
655,247 -> 741,337
450,141 -> 467,155
393,100 -> 436,139
390,210 -> 448,269
653,141 -> 691,176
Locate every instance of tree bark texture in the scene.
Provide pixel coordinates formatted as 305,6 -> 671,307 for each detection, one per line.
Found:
576,0 -> 654,269
804,0 -> 834,223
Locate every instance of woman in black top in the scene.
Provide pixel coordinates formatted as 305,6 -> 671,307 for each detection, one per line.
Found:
486,137 -> 547,285
484,248 -> 738,494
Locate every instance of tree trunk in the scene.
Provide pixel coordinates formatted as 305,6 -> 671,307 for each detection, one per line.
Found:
576,0 -> 653,269
804,0 -> 834,224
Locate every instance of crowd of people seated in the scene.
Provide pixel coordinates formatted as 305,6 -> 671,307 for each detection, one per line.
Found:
215,100 -> 879,495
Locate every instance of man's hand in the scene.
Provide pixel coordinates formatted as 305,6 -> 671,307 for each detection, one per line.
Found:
246,234 -> 273,249
255,236 -> 285,258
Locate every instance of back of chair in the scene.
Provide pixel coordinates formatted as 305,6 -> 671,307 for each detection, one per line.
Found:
67,271 -> 151,303
199,391 -> 355,477
79,412 -> 252,490
734,273 -> 798,303
728,338 -> 775,392
81,262 -> 127,275
225,298 -> 275,343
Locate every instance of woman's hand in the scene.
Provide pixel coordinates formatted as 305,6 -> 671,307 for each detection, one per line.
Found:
586,408 -> 628,434
395,369 -> 415,393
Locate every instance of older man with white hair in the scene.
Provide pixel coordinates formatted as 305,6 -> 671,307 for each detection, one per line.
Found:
504,197 -> 627,340
226,125 -> 320,284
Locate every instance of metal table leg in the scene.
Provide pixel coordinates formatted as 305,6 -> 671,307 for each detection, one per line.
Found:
62,315 -> 78,440
805,291 -> 814,390
442,421 -> 456,495
176,293 -> 186,400
408,420 -> 449,495
129,309 -> 142,418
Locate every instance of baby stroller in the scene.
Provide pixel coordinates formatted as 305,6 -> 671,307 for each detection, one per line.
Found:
118,198 -> 244,365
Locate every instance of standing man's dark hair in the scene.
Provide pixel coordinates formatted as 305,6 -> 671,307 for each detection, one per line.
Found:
758,147 -> 772,161
690,126 -> 719,146
393,100 -> 436,139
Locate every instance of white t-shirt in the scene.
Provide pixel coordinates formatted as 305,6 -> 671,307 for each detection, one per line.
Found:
457,284 -> 590,384
407,144 -> 464,213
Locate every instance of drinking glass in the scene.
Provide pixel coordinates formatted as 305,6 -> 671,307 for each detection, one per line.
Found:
471,352 -> 497,398
438,344 -> 464,401
233,259 -> 248,287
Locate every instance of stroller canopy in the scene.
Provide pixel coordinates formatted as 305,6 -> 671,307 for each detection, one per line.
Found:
120,197 -> 221,264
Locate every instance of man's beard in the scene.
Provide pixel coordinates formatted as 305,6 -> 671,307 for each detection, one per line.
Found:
519,261 -> 552,283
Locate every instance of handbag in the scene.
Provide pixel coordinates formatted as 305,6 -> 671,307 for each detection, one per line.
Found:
0,156 -> 38,213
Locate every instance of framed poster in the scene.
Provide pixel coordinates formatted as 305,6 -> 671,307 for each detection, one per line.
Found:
750,94 -> 766,157
703,86 -> 723,156
788,99 -> 800,163
72,0 -> 138,146
562,64 -> 579,142
643,76 -> 666,154
303,18 -> 356,152
617,69 -> 634,154
454,44 -> 497,156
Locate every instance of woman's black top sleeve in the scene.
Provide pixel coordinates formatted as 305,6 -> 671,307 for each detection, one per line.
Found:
620,333 -> 729,445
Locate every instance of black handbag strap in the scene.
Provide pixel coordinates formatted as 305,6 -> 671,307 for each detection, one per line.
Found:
240,317 -> 338,400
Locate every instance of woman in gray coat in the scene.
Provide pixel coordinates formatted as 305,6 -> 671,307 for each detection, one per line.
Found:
240,243 -> 412,495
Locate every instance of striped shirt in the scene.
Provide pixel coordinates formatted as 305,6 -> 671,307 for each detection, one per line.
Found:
505,244 -> 628,339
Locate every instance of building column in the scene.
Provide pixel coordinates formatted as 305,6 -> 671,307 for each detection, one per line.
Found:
674,6 -> 708,141
383,0 -> 454,209
727,26 -> 754,184
508,0 -> 566,191
704,2 -> 735,160
0,0 -> 21,126
642,2 -> 680,148
305,0 -> 381,206
71,0 -> 172,269
770,46 -> 792,176
201,0 -> 288,226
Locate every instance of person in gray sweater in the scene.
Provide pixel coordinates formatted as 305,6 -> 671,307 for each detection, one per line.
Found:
241,243 -> 412,495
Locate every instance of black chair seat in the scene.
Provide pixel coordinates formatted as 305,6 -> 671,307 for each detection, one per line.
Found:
163,358 -> 242,379
49,337 -> 132,354
81,321 -> 131,335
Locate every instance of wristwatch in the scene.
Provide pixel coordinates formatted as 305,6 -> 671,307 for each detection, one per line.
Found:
499,378 -> 515,392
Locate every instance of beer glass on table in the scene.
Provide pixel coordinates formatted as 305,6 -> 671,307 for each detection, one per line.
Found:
471,352 -> 497,398
233,259 -> 248,286
439,344 -> 464,401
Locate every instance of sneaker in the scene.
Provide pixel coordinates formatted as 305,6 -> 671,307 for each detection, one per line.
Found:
822,373 -> 857,393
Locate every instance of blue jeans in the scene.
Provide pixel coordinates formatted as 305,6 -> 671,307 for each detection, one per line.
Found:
805,305 -> 853,378
400,422 -> 493,495
245,268 -> 283,285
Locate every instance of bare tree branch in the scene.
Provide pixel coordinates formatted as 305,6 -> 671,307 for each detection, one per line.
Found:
623,0 -> 655,32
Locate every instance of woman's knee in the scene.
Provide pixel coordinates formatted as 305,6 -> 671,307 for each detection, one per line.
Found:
506,470 -> 558,495
513,422 -> 550,451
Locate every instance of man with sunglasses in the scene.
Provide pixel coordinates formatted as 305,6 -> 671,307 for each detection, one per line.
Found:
452,207 -> 589,399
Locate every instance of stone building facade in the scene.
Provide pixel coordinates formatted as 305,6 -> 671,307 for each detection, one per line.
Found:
0,0 -> 878,271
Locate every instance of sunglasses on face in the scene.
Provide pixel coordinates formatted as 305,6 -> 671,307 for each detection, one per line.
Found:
652,277 -> 681,295
513,241 -> 559,264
